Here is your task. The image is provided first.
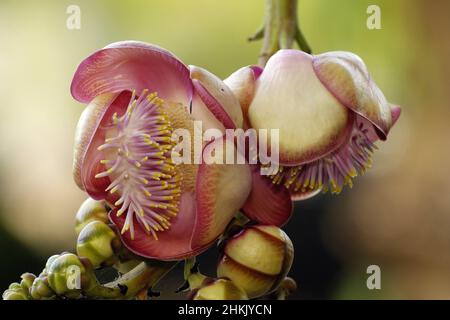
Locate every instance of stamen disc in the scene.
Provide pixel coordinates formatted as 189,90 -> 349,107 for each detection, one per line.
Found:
96,90 -> 181,239
270,119 -> 377,195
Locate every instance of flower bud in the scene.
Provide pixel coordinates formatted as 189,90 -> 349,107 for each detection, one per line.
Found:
20,273 -> 36,291
76,220 -> 118,268
45,254 -> 60,270
217,225 -> 293,298
3,291 -> 26,300
75,198 -> 109,235
46,253 -> 87,297
8,282 -> 22,291
2,283 -> 29,300
30,276 -> 54,300
192,278 -> 248,300
37,254 -> 61,278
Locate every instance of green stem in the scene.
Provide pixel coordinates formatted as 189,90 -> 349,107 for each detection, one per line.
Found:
255,0 -> 311,66
183,257 -> 196,280
85,260 -> 177,299
295,27 -> 311,53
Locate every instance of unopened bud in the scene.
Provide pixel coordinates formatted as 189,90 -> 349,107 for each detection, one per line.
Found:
76,220 -> 118,268
192,278 -> 248,300
30,276 -> 54,300
47,253 -> 87,297
41,254 -> 61,276
20,273 -> 36,291
217,225 -> 293,298
75,198 -> 108,235
3,284 -> 28,300
8,282 -> 22,291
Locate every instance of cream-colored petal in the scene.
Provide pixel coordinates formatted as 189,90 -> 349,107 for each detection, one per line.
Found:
313,51 -> 393,138
248,49 -> 352,165
224,66 -> 261,128
190,65 -> 243,128
191,137 -> 252,249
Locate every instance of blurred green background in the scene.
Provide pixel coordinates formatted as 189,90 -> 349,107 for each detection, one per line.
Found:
1,0 -> 449,299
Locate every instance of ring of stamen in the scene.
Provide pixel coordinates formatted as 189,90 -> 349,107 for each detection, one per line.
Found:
95,90 -> 181,240
269,119 -> 377,194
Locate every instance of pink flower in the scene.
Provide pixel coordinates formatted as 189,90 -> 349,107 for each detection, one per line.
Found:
225,49 -> 401,198
70,41 -> 255,260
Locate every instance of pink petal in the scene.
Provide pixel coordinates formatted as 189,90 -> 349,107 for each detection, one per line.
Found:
110,192 -> 207,260
190,90 -> 226,132
191,136 -> 252,249
250,65 -> 263,79
75,91 -> 132,198
191,79 -> 236,130
391,104 -> 401,126
71,41 -> 193,106
313,51 -> 394,139
242,165 -> 293,226
190,66 -> 243,129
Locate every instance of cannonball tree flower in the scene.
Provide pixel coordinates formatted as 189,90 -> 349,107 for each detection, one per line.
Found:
225,50 -> 401,200
70,41 -> 256,260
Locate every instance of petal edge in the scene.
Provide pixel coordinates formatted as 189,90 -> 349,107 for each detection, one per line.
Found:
242,165 -> 293,226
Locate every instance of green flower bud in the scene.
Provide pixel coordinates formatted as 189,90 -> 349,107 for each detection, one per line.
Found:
217,225 -> 294,299
47,253 -> 87,297
8,282 -> 22,291
41,254 -> 61,276
192,278 -> 248,300
30,276 -> 54,300
3,287 -> 28,300
75,198 -> 108,235
76,220 -> 118,268
20,273 -> 36,292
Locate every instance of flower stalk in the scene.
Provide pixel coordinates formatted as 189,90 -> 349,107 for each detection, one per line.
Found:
99,260 -> 177,299
250,0 -> 311,66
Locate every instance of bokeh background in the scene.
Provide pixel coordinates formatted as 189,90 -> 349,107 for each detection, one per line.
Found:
0,0 -> 449,299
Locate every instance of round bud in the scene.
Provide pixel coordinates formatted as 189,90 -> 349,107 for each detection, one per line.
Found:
20,273 -> 36,291
76,220 -> 118,268
47,253 -> 87,297
217,225 -> 294,298
8,282 -> 22,291
41,254 -> 61,276
192,278 -> 248,300
30,276 -> 54,300
75,198 -> 109,235
3,286 -> 28,300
